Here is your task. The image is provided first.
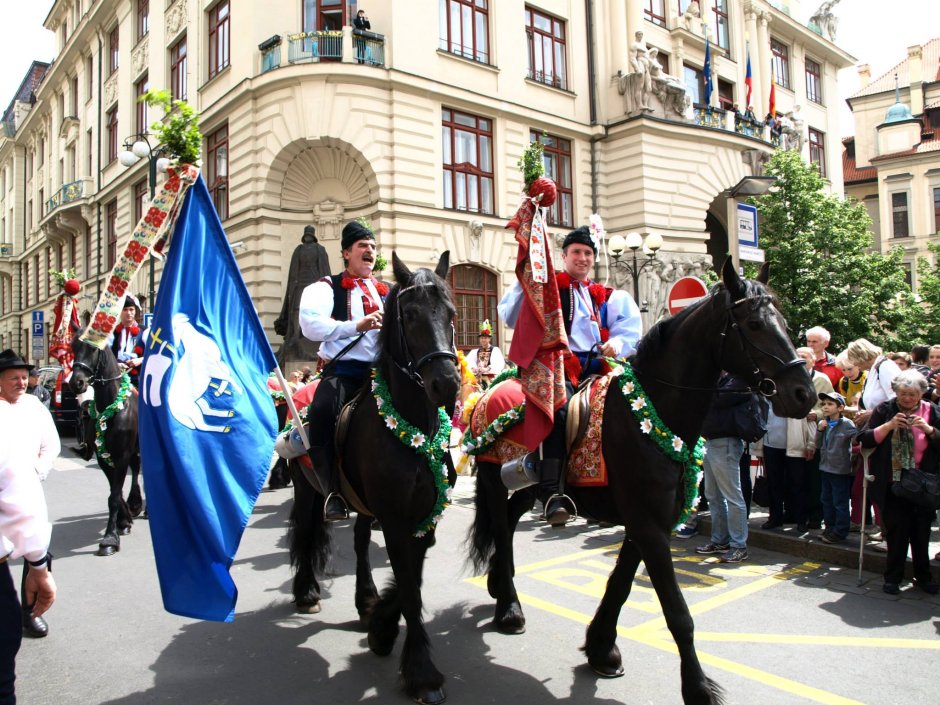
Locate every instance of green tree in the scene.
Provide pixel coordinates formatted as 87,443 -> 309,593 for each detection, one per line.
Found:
915,242 -> 940,344
749,149 -> 919,352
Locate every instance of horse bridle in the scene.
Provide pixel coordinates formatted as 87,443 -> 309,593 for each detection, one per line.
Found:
392,282 -> 458,386
721,291 -> 805,397
73,345 -> 124,385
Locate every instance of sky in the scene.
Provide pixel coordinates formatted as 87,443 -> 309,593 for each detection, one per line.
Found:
0,0 -> 936,135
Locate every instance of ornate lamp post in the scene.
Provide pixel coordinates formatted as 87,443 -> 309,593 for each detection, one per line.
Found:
118,134 -> 170,315
607,231 -> 664,311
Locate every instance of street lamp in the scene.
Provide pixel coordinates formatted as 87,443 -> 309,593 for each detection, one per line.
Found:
118,133 -> 170,316
607,231 -> 664,311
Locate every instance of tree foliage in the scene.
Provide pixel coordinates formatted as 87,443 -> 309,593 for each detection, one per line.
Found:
914,242 -> 940,344
749,149 -> 920,352
141,89 -> 202,165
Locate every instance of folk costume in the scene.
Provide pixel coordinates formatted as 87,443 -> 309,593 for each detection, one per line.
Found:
298,221 -> 388,521
109,295 -> 145,387
498,226 -> 643,524
465,320 -> 505,388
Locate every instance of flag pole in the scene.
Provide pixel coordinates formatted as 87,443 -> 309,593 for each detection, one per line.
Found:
274,365 -> 310,450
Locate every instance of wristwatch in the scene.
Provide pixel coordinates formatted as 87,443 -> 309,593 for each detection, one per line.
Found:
27,552 -> 53,571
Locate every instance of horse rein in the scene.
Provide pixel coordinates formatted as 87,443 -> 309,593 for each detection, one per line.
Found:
73,346 -> 125,385
635,289 -> 803,397
392,282 -> 458,386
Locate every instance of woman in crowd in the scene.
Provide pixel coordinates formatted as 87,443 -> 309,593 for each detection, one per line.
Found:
847,338 -> 902,431
857,370 -> 939,595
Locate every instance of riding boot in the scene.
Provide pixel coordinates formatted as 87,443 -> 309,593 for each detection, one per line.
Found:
308,445 -> 349,522
539,459 -> 576,527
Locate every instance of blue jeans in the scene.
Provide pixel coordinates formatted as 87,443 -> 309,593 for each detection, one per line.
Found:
703,437 -> 748,549
820,472 -> 853,539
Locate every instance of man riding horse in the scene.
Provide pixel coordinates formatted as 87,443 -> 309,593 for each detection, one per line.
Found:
298,220 -> 388,522
110,295 -> 146,387
497,225 -> 643,525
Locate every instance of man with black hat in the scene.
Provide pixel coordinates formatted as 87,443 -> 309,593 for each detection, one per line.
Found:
298,220 -> 388,521
110,295 -> 145,386
498,225 -> 643,525
0,349 -> 59,642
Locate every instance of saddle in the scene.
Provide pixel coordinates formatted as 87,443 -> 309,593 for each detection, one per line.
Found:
335,384 -> 373,517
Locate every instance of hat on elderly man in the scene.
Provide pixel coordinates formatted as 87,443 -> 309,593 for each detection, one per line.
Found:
818,391 -> 846,407
0,349 -> 35,373
341,221 -> 375,251
561,226 -> 597,255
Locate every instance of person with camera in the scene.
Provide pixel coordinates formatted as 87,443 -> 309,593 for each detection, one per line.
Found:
857,369 -> 939,595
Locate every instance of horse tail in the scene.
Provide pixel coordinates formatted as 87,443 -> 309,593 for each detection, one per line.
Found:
287,461 -> 332,576
467,461 -> 498,574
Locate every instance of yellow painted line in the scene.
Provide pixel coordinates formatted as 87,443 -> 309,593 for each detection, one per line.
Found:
512,543 -> 622,575
695,632 -> 940,650
635,634 -> 869,705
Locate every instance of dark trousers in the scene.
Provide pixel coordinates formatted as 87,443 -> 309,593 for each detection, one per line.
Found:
764,446 -> 808,525
307,371 -> 368,448
820,472 -> 853,539
539,378 -> 575,501
805,452 -> 822,525
0,561 -> 21,705
882,488 -> 935,585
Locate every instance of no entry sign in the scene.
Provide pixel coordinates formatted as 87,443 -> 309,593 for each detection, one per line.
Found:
667,276 -> 708,315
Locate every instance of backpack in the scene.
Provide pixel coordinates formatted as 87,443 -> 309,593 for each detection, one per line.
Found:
733,392 -> 770,443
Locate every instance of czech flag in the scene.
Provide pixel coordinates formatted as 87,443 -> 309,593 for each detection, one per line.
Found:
768,60 -> 776,119
745,51 -> 753,109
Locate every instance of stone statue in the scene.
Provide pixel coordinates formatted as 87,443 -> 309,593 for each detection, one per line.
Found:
628,31 -> 653,111
682,0 -> 701,31
649,48 -> 692,118
809,0 -> 840,42
274,225 -> 331,363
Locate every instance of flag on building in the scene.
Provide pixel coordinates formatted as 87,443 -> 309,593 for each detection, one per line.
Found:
768,60 -> 777,119
703,35 -> 714,107
139,175 -> 278,623
745,50 -> 753,109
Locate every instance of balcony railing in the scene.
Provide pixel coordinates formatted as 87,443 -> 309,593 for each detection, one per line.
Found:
353,29 -> 385,67
526,69 -> 568,91
2,120 -> 15,138
45,179 -> 85,215
287,30 -> 344,62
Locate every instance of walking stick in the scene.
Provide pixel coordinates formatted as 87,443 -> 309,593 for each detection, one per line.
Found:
856,446 -> 876,586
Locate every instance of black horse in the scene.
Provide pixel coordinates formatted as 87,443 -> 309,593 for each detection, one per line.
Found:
69,333 -> 143,556
469,261 -> 814,705
290,252 -> 460,705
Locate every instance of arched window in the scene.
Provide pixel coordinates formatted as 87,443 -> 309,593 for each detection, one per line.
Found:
449,264 -> 499,351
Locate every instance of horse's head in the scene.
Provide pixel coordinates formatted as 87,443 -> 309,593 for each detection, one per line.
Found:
384,251 -> 461,410
716,259 -> 814,419
69,330 -> 120,394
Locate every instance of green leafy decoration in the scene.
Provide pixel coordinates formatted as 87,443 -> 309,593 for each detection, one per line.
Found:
517,139 -> 545,190
141,89 -> 203,165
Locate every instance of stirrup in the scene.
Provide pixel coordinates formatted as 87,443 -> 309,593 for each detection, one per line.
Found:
544,493 -> 577,527
323,492 -> 349,522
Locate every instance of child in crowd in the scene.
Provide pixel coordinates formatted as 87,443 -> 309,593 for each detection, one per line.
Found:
814,392 -> 856,544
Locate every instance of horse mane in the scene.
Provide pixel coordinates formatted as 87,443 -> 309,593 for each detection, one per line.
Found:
634,277 -> 778,367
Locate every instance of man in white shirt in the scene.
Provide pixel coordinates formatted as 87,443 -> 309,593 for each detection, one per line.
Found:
0,349 -> 57,697
498,226 -> 643,524
298,221 -> 387,521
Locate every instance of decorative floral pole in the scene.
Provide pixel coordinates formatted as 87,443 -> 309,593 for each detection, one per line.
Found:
81,91 -> 203,349
49,268 -> 81,376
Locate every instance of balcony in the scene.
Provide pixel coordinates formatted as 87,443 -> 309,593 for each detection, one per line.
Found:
45,179 -> 85,216
259,27 -> 386,73
691,106 -> 783,148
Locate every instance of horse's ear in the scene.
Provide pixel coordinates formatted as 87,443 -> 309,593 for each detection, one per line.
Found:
755,261 -> 770,285
434,250 -> 450,280
721,257 -> 746,300
392,252 -> 412,286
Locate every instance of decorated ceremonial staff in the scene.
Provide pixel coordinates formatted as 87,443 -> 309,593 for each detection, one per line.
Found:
298,220 -> 389,522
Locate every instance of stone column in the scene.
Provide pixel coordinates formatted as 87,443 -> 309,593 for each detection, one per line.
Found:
610,0 -> 628,75
744,5 -> 761,114
757,11 -> 772,118
625,0 -> 643,44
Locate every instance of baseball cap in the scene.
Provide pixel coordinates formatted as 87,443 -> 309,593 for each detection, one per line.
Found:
818,391 -> 846,406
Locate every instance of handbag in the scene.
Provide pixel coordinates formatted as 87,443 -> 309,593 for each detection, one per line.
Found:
891,468 -> 940,510
751,458 -> 770,508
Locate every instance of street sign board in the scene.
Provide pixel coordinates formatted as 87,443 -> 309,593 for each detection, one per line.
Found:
32,310 -> 44,323
143,313 -> 154,329
31,312 -> 45,362
667,276 -> 709,315
737,203 -> 759,248
739,245 -> 765,263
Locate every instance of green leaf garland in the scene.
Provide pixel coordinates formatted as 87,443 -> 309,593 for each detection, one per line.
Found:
614,361 -> 705,528
371,369 -> 453,537
94,373 -> 134,466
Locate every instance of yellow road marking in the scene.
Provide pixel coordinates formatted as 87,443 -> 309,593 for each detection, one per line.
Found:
694,632 -> 940,649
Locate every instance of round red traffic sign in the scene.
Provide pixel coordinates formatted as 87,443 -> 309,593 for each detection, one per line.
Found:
667,276 -> 708,315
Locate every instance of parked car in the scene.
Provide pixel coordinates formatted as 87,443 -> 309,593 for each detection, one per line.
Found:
36,365 -> 79,433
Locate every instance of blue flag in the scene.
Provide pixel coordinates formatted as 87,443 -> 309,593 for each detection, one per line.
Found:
703,35 -> 714,107
139,176 -> 278,622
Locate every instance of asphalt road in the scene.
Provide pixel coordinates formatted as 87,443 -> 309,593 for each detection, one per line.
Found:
16,447 -> 940,705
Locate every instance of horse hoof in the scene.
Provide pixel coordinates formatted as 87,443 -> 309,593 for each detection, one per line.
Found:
296,602 -> 321,615
96,545 -> 119,557
415,687 -> 446,705
589,662 -> 625,679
